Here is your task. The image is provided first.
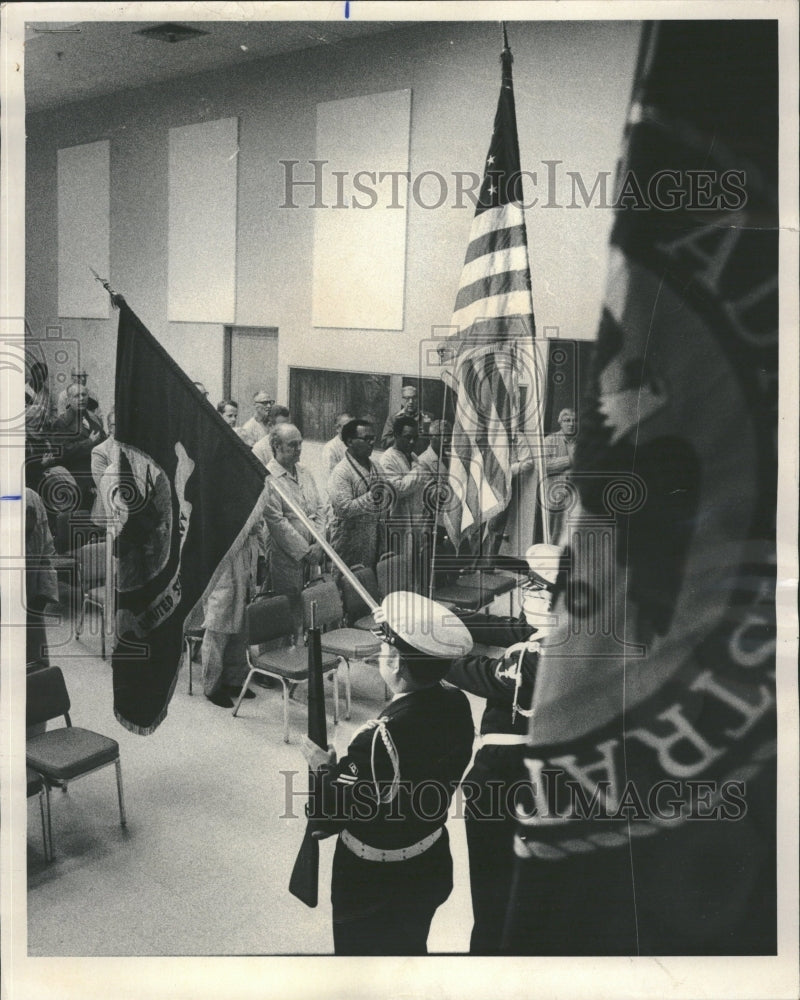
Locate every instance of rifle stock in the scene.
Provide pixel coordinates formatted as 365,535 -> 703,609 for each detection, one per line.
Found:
288,603 -> 327,907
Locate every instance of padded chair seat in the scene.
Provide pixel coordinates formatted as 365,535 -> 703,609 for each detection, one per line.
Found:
320,628 -> 381,659
459,572 -> 517,599
431,584 -> 484,612
27,727 -> 119,781
251,645 -> 339,682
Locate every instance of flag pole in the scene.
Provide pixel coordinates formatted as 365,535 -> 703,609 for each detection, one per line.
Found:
100,276 -> 379,614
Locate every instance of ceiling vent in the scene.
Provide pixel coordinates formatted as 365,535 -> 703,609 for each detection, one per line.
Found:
135,23 -> 210,44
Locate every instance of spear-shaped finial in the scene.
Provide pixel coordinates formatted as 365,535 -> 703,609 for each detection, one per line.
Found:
501,21 -> 512,62
89,266 -> 125,309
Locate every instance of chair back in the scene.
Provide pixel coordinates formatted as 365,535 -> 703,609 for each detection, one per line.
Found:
77,540 -> 107,588
301,579 -> 344,632
340,564 -> 380,623
245,594 -> 294,646
27,666 -> 71,728
54,511 -> 96,554
377,551 -> 406,597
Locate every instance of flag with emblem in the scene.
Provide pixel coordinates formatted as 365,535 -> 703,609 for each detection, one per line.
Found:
442,27 -> 539,547
502,20 -> 778,955
111,300 -> 268,734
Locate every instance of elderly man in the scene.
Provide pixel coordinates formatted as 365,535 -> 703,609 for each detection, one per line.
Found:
56,367 -> 102,420
252,404 -> 291,466
378,414 -> 429,593
236,389 -> 274,447
327,419 -> 383,578
379,384 -> 432,454
263,422 -> 325,630
42,383 -> 107,512
321,412 -> 352,474
544,407 -> 577,543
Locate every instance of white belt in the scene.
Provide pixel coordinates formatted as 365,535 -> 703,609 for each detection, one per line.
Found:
479,733 -> 530,747
340,826 -> 442,862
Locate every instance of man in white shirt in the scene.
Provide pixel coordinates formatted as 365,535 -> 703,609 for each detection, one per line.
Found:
236,389 -> 274,447
378,415 -> 428,594
263,423 -> 325,631
321,411 -> 352,475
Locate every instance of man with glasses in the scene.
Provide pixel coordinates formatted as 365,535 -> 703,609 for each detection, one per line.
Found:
236,389 -> 275,447
445,543 -> 564,954
327,418 -> 384,579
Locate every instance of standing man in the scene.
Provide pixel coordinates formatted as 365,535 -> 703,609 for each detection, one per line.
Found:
252,404 -> 291,466
321,412 -> 352,475
544,407 -> 577,543
236,389 -> 274,447
42,383 -> 107,512
300,591 -> 475,955
378,415 -> 427,593
379,384 -> 432,454
263,423 -> 325,630
416,419 -> 454,591
200,519 -> 263,709
216,399 -> 239,426
56,367 -> 102,420
327,419 -> 383,578
445,543 -> 562,954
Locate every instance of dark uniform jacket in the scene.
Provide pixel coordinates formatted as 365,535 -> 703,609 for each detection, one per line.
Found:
447,613 -> 538,737
316,682 -> 474,922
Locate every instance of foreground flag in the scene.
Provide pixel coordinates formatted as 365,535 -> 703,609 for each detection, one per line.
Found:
112,302 -> 267,733
503,21 -> 778,954
443,29 -> 540,547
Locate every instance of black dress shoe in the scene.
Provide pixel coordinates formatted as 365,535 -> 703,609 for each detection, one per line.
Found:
206,691 -> 234,709
225,685 -> 256,700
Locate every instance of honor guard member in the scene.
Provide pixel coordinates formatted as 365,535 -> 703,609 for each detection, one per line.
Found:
445,543 -> 563,954
300,591 -> 475,955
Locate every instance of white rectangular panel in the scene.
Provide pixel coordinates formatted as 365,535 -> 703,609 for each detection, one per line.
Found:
57,140 -> 110,319
312,89 -> 411,330
168,117 -> 238,323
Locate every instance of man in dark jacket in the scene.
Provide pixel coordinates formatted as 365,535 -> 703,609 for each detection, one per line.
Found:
42,383 -> 106,512
446,543 -> 562,954
301,590 -> 475,955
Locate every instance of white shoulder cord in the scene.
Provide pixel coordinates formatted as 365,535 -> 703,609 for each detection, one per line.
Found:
352,717 -> 401,804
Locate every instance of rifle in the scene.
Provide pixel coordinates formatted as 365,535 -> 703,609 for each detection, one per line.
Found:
288,601 -> 327,907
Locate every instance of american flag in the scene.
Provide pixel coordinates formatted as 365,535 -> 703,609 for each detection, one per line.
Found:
444,31 -> 537,546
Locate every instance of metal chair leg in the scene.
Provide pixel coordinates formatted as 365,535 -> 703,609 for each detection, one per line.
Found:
115,758 -> 127,826
232,668 -> 256,717
332,669 -> 339,727
185,638 -> 194,695
281,679 -> 290,743
38,784 -> 53,862
342,658 -> 352,720
100,606 -> 106,660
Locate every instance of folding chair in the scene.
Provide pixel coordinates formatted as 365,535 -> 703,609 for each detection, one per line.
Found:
74,540 -> 111,659
232,594 -> 341,743
27,766 -> 52,862
26,667 -> 127,844
301,579 -> 381,720
340,564 -> 381,631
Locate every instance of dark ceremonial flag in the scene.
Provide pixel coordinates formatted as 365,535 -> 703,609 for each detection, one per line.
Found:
503,21 -> 778,955
443,28 -> 538,546
112,302 -> 267,733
